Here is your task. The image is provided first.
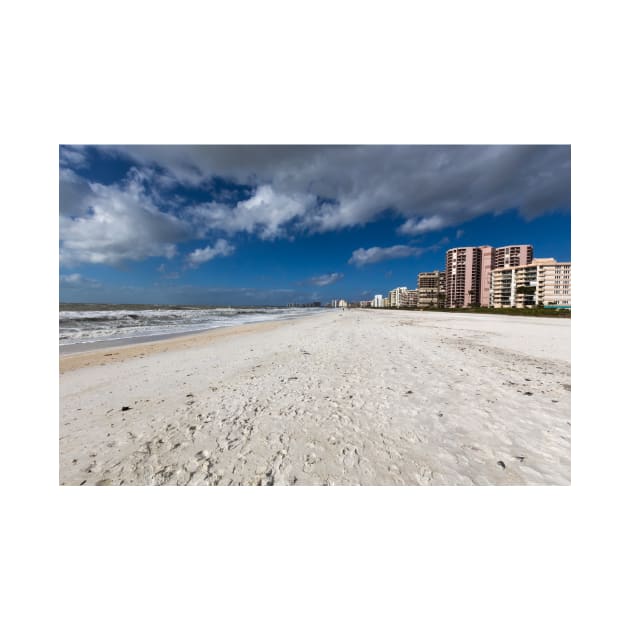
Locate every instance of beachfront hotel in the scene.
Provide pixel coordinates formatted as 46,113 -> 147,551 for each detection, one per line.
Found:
417,270 -> 446,308
490,258 -> 571,308
445,244 -> 533,307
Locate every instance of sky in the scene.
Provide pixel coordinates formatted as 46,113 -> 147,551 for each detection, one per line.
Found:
59,145 -> 571,305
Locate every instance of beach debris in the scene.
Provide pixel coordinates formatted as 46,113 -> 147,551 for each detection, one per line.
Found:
562,384 -> 571,391
497,461 -> 506,469
186,393 -> 194,397
96,479 -> 114,486
288,376 -> 298,380
523,392 -> 533,396
405,390 -> 413,394
121,406 -> 132,411
80,480 -> 86,485
514,456 -> 526,462
552,399 -> 559,403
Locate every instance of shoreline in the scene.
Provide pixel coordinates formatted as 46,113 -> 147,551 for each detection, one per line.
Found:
60,312 -> 330,373
59,308 -> 327,356
60,309 -> 570,485
60,304 -> 569,358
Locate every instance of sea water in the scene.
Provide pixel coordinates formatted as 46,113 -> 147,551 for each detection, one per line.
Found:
60,303 -> 325,348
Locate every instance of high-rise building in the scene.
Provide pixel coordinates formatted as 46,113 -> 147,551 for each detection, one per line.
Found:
479,245 -> 495,308
490,258 -> 571,308
482,244 -> 533,306
446,244 -> 534,308
417,270 -> 446,308
445,247 -> 483,307
388,287 -> 408,308
372,294 -> 384,308
400,289 -> 419,308
494,244 -> 533,268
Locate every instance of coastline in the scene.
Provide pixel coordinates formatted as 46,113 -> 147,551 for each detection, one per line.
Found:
59,314 -> 329,372
60,309 -> 571,485
59,306 -> 326,356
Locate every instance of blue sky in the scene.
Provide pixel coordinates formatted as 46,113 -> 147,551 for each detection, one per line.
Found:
59,145 -> 570,305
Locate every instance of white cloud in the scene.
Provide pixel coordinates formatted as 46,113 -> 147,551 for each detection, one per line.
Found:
186,239 -> 235,268
309,272 -> 344,286
60,146 -> 89,170
398,215 -> 449,235
60,169 -> 190,266
187,185 -> 316,240
59,167 -> 93,217
348,245 -> 425,267
59,273 -> 101,288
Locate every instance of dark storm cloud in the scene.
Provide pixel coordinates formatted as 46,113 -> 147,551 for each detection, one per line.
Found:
60,145 -> 569,266
107,144 -> 570,231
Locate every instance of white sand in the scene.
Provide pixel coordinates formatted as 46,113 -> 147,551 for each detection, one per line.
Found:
59,309 -> 571,485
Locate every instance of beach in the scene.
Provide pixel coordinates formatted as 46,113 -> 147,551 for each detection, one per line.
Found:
60,309 -> 571,485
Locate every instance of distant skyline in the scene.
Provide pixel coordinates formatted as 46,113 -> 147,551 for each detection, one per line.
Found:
59,145 -> 571,305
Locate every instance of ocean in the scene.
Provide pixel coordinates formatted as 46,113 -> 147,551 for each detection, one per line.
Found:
59,303 -> 325,349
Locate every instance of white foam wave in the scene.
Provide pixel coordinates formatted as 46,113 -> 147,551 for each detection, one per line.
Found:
59,307 -> 325,346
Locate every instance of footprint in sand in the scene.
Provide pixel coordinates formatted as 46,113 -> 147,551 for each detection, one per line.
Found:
302,452 -> 319,472
342,447 -> 359,468
414,467 -> 434,484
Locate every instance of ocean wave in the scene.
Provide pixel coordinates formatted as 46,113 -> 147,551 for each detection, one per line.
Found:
59,306 -> 326,346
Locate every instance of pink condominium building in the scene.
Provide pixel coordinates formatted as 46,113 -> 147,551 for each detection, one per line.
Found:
490,258 -> 571,308
445,244 -> 533,308
445,247 -> 482,307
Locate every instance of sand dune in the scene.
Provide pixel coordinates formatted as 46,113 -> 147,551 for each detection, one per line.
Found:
59,309 -> 570,485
